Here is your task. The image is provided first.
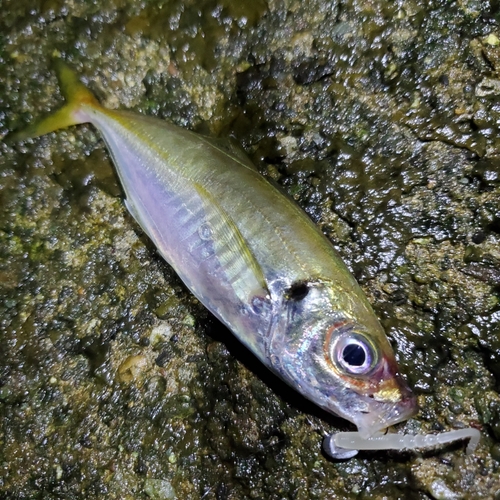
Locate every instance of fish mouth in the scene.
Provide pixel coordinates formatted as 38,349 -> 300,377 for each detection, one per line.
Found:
353,393 -> 419,439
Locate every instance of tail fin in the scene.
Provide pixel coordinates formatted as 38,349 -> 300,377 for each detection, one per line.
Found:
5,60 -> 100,143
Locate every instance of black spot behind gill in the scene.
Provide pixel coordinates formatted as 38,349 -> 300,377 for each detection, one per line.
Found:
287,282 -> 310,301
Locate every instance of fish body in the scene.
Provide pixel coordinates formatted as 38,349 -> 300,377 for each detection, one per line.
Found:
8,62 -> 417,439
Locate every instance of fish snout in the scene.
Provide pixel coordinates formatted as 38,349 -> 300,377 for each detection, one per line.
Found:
354,390 -> 419,439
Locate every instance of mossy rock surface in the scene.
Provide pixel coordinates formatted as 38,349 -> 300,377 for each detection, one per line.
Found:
1,0 -> 500,498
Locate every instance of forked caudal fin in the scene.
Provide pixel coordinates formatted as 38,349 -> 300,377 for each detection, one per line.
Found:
5,60 -> 100,143
323,427 -> 481,459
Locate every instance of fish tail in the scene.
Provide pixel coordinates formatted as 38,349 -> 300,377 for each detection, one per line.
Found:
5,59 -> 100,143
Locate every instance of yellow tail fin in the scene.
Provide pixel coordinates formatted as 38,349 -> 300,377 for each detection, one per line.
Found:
5,60 -> 100,143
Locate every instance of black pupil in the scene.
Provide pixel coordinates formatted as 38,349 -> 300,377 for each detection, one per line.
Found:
342,343 -> 366,367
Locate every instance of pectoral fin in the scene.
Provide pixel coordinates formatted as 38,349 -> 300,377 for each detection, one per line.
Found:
193,182 -> 269,304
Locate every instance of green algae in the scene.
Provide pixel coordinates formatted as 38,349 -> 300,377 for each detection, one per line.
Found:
1,0 -> 500,498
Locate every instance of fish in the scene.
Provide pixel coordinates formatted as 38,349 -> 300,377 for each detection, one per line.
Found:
6,61 -> 479,457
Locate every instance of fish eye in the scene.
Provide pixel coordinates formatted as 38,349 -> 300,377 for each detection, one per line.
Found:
333,333 -> 377,376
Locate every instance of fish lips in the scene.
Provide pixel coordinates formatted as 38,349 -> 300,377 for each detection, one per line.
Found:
350,385 -> 419,439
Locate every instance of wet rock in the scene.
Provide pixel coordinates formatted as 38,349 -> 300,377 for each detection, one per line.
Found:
1,0 -> 500,498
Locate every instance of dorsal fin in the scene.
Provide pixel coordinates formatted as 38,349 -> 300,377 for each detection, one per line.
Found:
197,135 -> 260,173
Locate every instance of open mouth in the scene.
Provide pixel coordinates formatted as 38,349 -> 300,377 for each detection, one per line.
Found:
353,393 -> 419,439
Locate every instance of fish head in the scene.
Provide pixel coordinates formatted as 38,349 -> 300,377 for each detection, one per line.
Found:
270,280 -> 418,438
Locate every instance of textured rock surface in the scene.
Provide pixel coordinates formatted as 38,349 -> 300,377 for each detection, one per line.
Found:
1,0 -> 500,498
